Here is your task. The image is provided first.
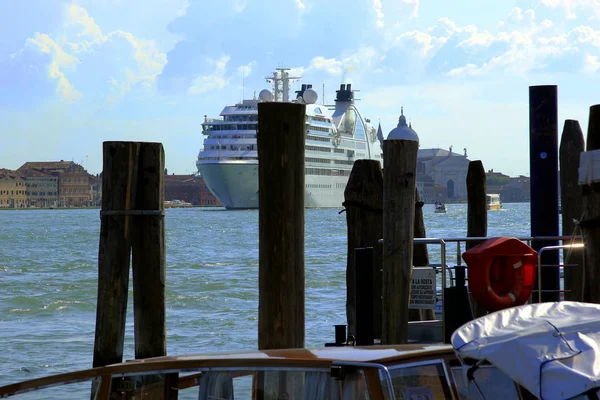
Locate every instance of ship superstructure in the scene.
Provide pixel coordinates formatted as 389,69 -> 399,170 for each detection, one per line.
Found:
196,68 -> 383,209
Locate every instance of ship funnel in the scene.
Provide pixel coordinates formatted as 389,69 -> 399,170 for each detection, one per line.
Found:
335,83 -> 354,103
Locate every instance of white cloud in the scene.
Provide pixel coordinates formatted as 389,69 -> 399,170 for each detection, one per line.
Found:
538,0 -> 600,19
24,3 -> 168,103
26,33 -> 82,101
584,55 -> 600,72
307,47 -> 377,80
67,4 -> 104,40
188,55 -> 230,94
373,0 -> 384,27
402,0 -> 420,18
237,61 -> 257,77
309,56 -> 343,75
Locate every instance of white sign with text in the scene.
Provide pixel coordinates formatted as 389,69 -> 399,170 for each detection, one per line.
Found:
409,267 -> 436,309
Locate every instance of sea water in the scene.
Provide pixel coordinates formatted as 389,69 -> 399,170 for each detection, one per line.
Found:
0,203 -> 535,387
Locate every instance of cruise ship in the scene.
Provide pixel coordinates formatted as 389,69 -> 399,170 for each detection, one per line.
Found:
196,68 -> 384,209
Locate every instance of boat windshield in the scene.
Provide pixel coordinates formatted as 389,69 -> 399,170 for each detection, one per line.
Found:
450,365 -> 520,400
1,367 -> 371,399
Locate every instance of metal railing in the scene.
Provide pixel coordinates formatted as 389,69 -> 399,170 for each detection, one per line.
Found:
379,235 -> 585,342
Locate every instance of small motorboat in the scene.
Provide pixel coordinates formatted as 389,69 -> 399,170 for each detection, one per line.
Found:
434,202 -> 447,213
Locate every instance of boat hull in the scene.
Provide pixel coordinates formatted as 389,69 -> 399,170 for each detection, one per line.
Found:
197,162 -> 348,209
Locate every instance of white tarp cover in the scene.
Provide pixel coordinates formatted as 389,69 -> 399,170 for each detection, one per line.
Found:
451,302 -> 600,400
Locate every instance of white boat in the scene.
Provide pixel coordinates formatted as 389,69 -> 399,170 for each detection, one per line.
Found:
487,193 -> 502,210
196,68 -> 384,209
452,301 -> 600,400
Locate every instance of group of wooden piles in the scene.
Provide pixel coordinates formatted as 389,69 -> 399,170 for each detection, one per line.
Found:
90,96 -> 600,372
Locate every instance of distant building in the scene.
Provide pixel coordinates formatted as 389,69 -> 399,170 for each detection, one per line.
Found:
0,169 -> 27,208
385,108 -> 471,203
18,161 -> 92,207
164,174 -> 221,206
19,168 -> 58,208
417,147 -> 470,202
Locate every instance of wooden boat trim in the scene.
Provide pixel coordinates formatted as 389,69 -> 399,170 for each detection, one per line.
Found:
0,345 -> 454,397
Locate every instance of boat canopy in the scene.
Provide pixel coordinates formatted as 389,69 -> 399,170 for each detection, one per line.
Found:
451,301 -> 600,400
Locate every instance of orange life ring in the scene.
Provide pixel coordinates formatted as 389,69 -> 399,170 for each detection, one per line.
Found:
462,237 -> 537,312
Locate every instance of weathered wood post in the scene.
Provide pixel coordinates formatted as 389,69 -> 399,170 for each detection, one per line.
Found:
93,142 -> 139,368
466,160 -> 487,317
343,160 -> 383,337
372,239 -> 383,340
132,143 -> 166,360
382,117 -> 419,344
355,247 -> 374,346
257,102 -> 306,350
529,85 -> 560,302
581,105 -> 600,304
412,189 -> 435,321
560,120 -> 584,301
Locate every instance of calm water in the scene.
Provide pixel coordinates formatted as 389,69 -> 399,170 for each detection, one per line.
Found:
0,203 -> 533,387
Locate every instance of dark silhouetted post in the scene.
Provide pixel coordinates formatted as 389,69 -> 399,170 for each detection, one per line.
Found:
93,142 -> 139,368
382,125 -> 419,344
529,85 -> 560,302
355,247 -> 374,346
344,160 -> 383,337
412,189 -> 434,321
466,160 -> 487,317
132,143 -> 166,360
373,239 -> 383,340
257,102 -> 306,350
560,120 -> 584,301
582,105 -> 600,304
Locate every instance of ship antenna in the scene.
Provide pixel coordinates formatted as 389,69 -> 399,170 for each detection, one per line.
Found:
242,69 -> 245,101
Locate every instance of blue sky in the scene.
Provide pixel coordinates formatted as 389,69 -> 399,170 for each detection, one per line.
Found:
1,0 -> 599,176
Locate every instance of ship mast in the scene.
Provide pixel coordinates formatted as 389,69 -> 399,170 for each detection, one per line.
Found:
265,68 -> 301,102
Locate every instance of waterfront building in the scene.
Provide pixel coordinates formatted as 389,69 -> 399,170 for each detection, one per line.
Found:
417,147 -> 470,202
18,161 -> 91,207
89,174 -> 102,207
389,108 -> 470,203
164,174 -> 221,206
19,168 -> 59,208
0,169 -> 27,208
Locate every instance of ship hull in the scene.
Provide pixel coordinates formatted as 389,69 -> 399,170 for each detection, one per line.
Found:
198,162 -> 348,209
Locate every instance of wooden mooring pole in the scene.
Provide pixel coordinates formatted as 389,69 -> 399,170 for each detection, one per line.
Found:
343,160 -> 383,338
529,85 -> 560,302
412,189 -> 434,321
132,143 -> 166,359
466,160 -> 487,317
560,120 -> 584,302
582,105 -> 600,304
257,102 -> 306,350
382,131 -> 419,344
93,142 -> 167,369
93,142 -> 138,368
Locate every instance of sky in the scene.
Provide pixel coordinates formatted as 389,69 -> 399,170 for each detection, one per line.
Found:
1,0 -> 599,177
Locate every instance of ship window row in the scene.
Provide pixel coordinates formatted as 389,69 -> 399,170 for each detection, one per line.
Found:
305,168 -> 351,177
224,115 -> 257,122
205,134 -> 257,139
334,148 -> 345,153
333,160 -> 354,165
309,115 -> 331,123
306,145 -> 331,153
306,157 -> 330,164
308,125 -> 332,133
306,135 -> 330,142
203,124 -> 257,131
306,184 -> 332,189
208,145 -> 255,151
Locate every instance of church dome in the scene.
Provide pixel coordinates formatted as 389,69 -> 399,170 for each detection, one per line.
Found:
387,107 -> 419,142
